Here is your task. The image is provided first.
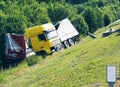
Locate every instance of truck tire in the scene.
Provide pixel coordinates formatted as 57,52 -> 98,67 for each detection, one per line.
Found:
55,46 -> 59,52
61,44 -> 65,49
64,41 -> 70,48
68,39 -> 75,46
55,46 -> 61,52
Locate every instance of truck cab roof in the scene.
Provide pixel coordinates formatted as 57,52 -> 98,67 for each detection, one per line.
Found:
25,23 -> 55,38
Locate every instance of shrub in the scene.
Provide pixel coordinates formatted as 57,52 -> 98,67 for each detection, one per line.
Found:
26,56 -> 39,66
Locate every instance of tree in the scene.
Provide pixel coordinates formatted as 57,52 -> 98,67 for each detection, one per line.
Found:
74,4 -> 86,14
83,7 -> 98,33
48,3 -> 77,23
94,7 -> 104,28
66,0 -> 89,4
0,1 -> 5,10
22,2 -> 50,27
0,11 -> 6,60
97,0 -> 105,7
36,0 -> 65,3
103,14 -> 111,26
71,15 -> 88,35
102,7 -> 115,26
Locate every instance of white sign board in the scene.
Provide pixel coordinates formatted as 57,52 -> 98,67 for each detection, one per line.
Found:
106,66 -> 116,83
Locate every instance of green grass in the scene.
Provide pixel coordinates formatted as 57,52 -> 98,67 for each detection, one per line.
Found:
0,21 -> 120,87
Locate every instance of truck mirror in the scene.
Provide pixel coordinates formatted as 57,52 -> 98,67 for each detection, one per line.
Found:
54,22 -> 60,30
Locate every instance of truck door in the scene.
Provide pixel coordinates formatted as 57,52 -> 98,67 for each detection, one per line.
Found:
37,33 -> 50,53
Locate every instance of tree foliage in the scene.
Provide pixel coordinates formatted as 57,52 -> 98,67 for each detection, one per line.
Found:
66,0 -> 89,4
83,7 -> 98,32
71,15 -> 88,35
48,3 -> 77,22
103,14 -> 112,26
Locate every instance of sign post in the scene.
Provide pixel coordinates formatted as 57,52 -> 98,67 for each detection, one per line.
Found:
106,66 -> 116,87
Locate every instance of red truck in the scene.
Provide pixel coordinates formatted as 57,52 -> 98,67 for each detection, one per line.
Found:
5,33 -> 35,59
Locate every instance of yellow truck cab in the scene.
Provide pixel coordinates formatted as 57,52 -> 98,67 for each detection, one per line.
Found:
25,23 -> 61,56
25,18 -> 79,57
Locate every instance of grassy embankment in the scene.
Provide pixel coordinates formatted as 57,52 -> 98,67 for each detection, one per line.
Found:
0,21 -> 120,87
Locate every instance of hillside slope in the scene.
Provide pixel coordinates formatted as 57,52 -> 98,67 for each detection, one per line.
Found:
0,24 -> 120,87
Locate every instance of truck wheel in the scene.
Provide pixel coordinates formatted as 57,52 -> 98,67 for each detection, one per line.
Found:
64,41 -> 70,48
68,39 -> 75,46
61,44 -> 65,49
55,46 -> 60,52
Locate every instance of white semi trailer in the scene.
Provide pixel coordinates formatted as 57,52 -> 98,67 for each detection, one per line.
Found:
56,18 -> 79,48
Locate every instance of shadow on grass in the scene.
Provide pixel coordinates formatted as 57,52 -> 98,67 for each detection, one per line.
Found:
0,55 -> 44,71
117,77 -> 120,80
0,58 -> 23,70
116,33 -> 120,36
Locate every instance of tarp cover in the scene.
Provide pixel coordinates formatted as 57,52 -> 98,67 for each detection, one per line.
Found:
5,33 -> 23,55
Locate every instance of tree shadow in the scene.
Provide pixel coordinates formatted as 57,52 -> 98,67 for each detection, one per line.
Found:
116,33 -> 120,36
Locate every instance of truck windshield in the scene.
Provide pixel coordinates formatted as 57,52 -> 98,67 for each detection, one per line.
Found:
46,30 -> 58,39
